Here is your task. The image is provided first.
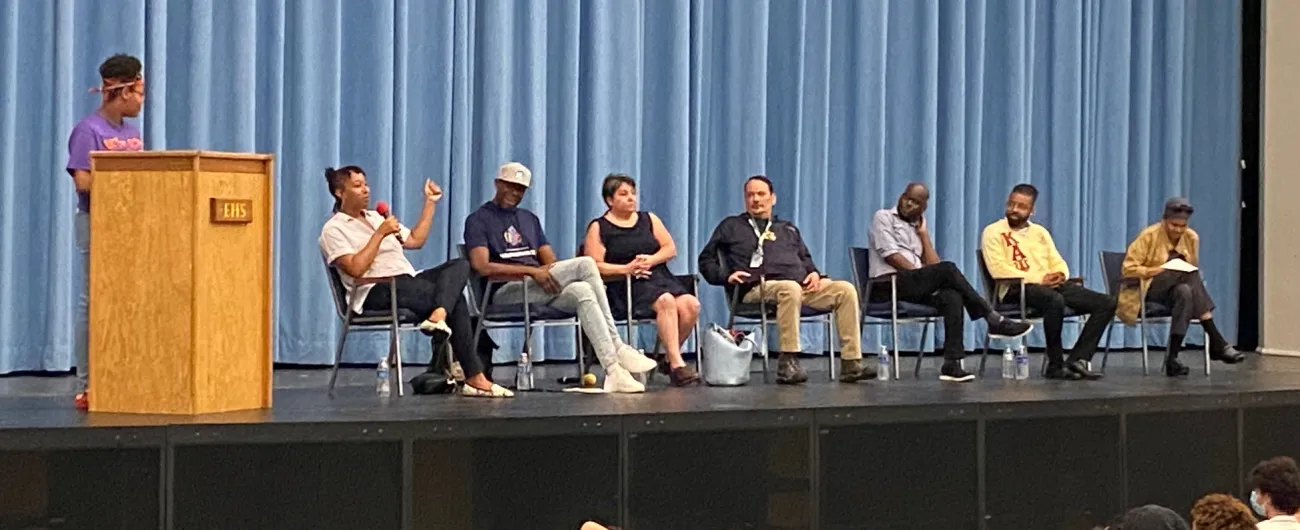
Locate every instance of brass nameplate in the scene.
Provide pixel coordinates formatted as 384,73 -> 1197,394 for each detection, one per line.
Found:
210,199 -> 253,224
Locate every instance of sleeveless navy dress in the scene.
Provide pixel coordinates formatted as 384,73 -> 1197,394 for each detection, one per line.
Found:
593,212 -> 689,315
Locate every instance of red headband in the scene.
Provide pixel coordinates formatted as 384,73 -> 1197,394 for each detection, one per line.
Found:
89,75 -> 143,94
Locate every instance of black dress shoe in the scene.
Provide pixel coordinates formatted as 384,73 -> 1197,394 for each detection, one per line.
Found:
1066,359 -> 1103,380
1045,365 -> 1082,380
1211,346 -> 1245,364
1165,358 -> 1190,377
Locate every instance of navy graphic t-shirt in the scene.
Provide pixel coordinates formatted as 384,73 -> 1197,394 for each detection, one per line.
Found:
463,201 -> 548,267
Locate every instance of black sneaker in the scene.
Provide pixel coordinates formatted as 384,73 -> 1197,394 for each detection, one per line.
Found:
838,359 -> 877,383
939,360 -> 975,382
1066,359 -> 1103,380
988,318 -> 1033,339
776,354 -> 808,385
1045,365 -> 1082,380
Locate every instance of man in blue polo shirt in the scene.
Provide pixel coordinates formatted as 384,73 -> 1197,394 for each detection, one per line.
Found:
464,162 -> 656,393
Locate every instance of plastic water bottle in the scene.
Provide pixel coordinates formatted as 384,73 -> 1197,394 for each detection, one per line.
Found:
516,352 -> 534,391
376,357 -> 391,397
1015,344 -> 1030,380
1002,347 -> 1015,380
877,345 -> 890,381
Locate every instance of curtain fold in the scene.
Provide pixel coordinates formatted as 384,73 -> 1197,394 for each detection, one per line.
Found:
0,0 -> 1241,371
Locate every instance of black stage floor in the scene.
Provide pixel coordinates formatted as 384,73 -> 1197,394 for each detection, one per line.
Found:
2,352 -> 1299,530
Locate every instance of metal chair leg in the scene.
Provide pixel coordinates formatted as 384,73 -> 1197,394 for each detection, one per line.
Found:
759,310 -> 770,384
1140,316 -> 1150,376
914,321 -> 931,379
389,283 -> 404,397
1101,321 -> 1114,373
392,326 -> 404,397
576,326 -> 586,378
694,321 -> 702,378
826,318 -> 836,381
978,334 -> 991,377
759,284 -> 771,383
1203,326 -> 1211,376
328,318 -> 351,394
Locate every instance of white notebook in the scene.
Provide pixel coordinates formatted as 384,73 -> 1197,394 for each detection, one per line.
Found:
1160,258 -> 1198,273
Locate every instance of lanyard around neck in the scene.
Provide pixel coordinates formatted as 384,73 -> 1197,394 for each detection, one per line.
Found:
748,217 -> 772,241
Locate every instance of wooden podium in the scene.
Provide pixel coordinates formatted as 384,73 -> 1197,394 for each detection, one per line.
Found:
88,151 -> 274,414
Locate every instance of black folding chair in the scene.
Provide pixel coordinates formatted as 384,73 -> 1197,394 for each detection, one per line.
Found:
577,243 -> 702,380
974,249 -> 1088,377
847,247 -> 941,379
457,245 -> 585,378
1098,251 -> 1211,376
706,250 -> 837,383
322,253 -> 423,396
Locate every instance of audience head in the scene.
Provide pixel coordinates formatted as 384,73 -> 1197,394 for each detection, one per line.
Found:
895,182 -> 929,222
1248,456 -> 1300,518
744,175 -> 775,218
493,162 -> 532,209
1110,504 -> 1190,530
1004,183 -> 1038,228
1190,493 -> 1258,530
325,166 -> 368,213
601,174 -> 637,214
98,54 -> 145,117
1161,197 -> 1193,242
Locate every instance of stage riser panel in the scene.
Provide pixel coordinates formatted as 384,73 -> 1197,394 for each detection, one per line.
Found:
172,443 -> 402,530
1126,410 -> 1242,519
820,421 -> 980,530
0,402 -> 1297,530
985,415 -> 1123,530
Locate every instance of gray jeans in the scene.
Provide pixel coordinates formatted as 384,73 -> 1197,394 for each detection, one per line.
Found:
491,256 -> 626,369
75,211 -> 90,390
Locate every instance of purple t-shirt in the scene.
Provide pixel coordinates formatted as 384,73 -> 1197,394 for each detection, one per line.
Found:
66,112 -> 143,212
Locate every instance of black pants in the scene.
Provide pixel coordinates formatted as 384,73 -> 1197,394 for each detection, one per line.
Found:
870,261 -> 991,360
363,259 -> 486,378
1145,270 -> 1214,336
1002,282 -> 1116,365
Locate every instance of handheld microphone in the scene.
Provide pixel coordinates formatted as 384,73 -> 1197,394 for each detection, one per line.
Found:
374,201 -> 404,244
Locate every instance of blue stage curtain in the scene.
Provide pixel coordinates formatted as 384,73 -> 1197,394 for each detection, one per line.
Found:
0,0 -> 1240,371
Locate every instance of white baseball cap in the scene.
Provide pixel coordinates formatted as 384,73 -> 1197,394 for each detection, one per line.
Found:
496,162 -> 532,188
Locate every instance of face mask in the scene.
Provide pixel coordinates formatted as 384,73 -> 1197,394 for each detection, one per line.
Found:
1251,490 -> 1267,516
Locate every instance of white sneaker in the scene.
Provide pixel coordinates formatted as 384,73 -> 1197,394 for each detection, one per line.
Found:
616,345 -> 657,374
603,365 -> 645,393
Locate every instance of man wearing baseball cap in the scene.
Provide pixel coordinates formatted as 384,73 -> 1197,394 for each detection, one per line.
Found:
1118,197 -> 1245,376
463,162 -> 657,393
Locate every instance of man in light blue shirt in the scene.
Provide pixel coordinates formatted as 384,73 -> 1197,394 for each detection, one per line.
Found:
867,182 -> 1031,382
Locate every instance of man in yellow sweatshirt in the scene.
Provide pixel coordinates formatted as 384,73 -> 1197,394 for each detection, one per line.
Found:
980,184 -> 1115,380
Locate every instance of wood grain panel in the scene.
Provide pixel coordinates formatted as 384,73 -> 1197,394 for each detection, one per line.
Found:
192,169 -> 273,413
88,151 -> 274,414
88,167 -> 196,414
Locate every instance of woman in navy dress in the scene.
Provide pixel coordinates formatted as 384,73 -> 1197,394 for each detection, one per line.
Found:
584,174 -> 700,386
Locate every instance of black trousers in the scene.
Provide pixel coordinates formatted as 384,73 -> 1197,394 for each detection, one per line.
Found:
870,261 -> 991,360
1145,270 -> 1214,336
363,258 -> 487,378
1002,282 -> 1116,365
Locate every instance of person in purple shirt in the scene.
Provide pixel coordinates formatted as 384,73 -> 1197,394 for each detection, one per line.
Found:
67,54 -> 145,410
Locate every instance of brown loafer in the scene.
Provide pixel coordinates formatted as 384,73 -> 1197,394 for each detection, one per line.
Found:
669,365 -> 701,387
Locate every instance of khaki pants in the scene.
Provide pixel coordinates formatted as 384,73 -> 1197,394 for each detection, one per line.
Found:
742,279 -> 861,360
